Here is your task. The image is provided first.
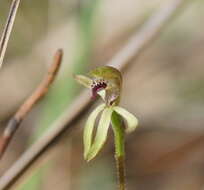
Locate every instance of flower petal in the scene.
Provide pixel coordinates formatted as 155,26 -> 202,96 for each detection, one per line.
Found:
73,74 -> 92,88
113,106 -> 138,133
97,89 -> 106,101
83,104 -> 106,159
86,107 -> 113,161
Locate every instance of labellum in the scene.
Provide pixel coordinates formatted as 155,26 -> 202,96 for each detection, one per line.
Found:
91,79 -> 107,99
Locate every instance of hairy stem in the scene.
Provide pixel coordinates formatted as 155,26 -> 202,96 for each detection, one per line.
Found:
111,111 -> 126,190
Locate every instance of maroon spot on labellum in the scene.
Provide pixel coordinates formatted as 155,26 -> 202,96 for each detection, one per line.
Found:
91,81 -> 107,99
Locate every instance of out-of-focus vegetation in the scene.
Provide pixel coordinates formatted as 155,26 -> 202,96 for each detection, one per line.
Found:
1,0 -> 204,190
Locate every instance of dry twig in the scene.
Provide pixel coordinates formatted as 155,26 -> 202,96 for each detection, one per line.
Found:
0,49 -> 63,160
0,0 -> 190,189
0,0 -> 21,69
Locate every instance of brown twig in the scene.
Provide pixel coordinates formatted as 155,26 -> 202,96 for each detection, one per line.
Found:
0,0 -> 21,69
0,49 -> 63,160
0,0 -> 190,189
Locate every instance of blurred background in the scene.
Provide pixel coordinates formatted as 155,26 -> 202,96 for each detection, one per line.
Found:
1,0 -> 204,189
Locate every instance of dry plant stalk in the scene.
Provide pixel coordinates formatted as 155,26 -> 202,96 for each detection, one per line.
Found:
0,49 -> 63,160
0,0 -> 21,69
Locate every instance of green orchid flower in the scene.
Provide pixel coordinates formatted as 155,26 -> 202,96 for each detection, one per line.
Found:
74,66 -> 139,190
74,66 -> 139,161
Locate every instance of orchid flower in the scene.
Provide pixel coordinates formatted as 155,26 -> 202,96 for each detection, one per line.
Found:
74,66 -> 139,190
74,66 -> 139,161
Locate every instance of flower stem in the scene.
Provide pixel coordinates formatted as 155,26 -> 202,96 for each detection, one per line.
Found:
111,111 -> 126,190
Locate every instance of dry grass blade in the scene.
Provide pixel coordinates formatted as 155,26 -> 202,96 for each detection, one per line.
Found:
0,0 -> 21,70
108,0 -> 186,71
0,0 -> 190,189
0,49 -> 63,160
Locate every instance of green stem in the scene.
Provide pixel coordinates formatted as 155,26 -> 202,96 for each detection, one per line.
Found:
111,111 -> 126,190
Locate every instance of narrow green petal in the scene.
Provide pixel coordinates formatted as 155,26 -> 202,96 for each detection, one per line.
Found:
86,107 -> 113,161
83,104 -> 106,159
113,106 -> 138,133
73,74 -> 92,88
